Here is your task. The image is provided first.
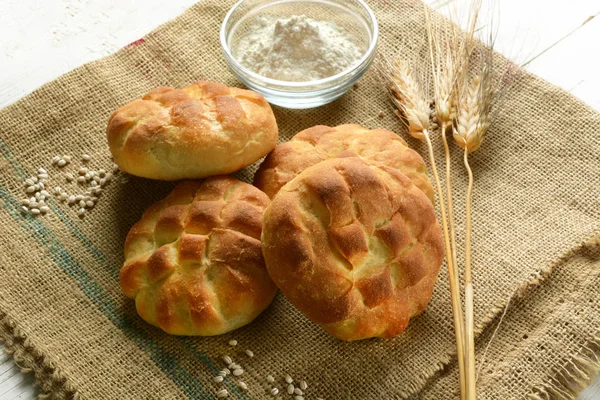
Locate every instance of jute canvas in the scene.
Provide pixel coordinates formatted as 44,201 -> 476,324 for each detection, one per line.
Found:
0,1 -> 598,399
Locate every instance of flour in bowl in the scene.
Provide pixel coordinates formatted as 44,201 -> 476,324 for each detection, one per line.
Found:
235,14 -> 364,82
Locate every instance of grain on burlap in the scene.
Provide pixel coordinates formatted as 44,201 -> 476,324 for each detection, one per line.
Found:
0,1 -> 598,399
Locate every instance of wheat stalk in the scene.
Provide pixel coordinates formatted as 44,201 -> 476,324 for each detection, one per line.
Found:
378,51 -> 470,400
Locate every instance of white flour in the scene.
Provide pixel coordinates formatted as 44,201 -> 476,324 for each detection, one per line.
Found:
235,14 -> 364,82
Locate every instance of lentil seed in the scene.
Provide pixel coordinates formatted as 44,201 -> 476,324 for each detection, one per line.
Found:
63,155 -> 72,162
228,340 -> 238,346
51,156 -> 61,164
30,208 -> 41,215
223,368 -> 231,375
86,200 -> 94,208
57,159 -> 67,167
26,186 -> 35,193
287,384 -> 295,394
285,375 -> 293,384
299,381 -> 307,390
232,369 -> 243,376
245,349 -> 254,357
217,389 -> 228,398
21,199 -> 30,206
294,388 -> 303,395
223,356 -> 232,365
79,200 -> 86,208
270,388 -> 279,395
40,206 -> 50,213
218,370 -> 227,377
213,375 -> 224,383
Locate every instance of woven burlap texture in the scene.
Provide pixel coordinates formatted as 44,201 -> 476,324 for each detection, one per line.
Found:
0,1 -> 598,399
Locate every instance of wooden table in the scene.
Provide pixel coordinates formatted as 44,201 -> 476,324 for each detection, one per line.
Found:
0,0 -> 598,398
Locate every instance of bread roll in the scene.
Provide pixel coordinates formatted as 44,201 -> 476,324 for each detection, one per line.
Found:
254,124 -> 433,202
120,177 -> 277,336
107,81 -> 278,180
261,157 -> 444,341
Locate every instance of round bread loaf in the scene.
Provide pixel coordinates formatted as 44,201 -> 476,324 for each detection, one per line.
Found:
261,157 -> 444,341
120,177 -> 277,336
107,81 -> 278,180
254,124 -> 434,202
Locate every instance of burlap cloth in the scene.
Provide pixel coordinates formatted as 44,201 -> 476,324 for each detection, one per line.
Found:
0,1 -> 598,399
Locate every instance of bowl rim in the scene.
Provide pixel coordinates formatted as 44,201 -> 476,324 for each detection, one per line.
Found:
219,0 -> 379,88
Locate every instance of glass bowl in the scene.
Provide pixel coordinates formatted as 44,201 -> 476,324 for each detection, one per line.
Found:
220,0 -> 378,109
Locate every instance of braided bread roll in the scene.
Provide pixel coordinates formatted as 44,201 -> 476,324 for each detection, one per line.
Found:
107,81 -> 278,180
261,157 -> 444,341
120,177 -> 276,335
254,124 -> 433,202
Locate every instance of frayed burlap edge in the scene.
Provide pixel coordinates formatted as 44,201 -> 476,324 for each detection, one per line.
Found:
0,312 -> 80,400
405,233 -> 600,399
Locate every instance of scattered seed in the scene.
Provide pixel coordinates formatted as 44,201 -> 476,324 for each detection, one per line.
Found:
285,375 -> 293,384
85,200 -> 94,208
54,186 -> 62,194
57,159 -> 67,167
104,173 -> 112,182
68,195 -> 76,205
218,370 -> 227,377
39,195 -> 46,202
217,389 -> 228,398
299,381 -> 307,391
228,340 -> 238,346
31,176 -> 38,183
91,196 -> 98,202
79,200 -> 86,208
112,163 -> 119,173
40,190 -> 49,197
77,176 -> 86,184
40,206 -> 50,213
238,382 -> 248,390
78,167 -> 88,175
222,368 -> 231,375
30,208 -> 41,215
29,196 -> 36,203
38,167 -> 47,174
232,369 -> 243,376
223,356 -> 232,365
267,375 -> 275,383
25,179 -> 34,186
213,375 -> 224,383
82,154 -> 91,162
270,388 -> 279,395
51,156 -> 61,164
65,172 -> 74,181
99,178 -> 106,186
33,184 -> 40,191
294,388 -> 303,395
245,349 -> 254,357
90,181 -> 98,187
26,186 -> 35,193
98,168 -> 106,176
35,192 -> 41,200
29,201 -> 39,209
21,199 -> 30,206
21,206 -> 28,213
287,384 -> 295,394
295,396 -> 304,400
78,208 -> 85,217
38,174 -> 49,180
75,195 -> 83,202
60,193 -> 68,201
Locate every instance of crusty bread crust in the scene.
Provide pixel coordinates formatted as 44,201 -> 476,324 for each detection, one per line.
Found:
261,157 -> 444,341
107,81 -> 278,180
254,124 -> 433,202
120,177 -> 277,336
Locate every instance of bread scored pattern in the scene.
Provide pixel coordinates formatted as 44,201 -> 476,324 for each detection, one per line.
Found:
262,157 -> 444,341
107,81 -> 278,180
254,124 -> 434,202
120,177 -> 277,336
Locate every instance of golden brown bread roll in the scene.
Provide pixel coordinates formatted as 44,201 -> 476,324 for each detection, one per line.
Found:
254,124 -> 434,202
261,157 -> 444,341
107,81 -> 278,180
120,177 -> 277,335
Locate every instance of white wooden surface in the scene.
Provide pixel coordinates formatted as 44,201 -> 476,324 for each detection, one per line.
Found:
0,0 -> 598,399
